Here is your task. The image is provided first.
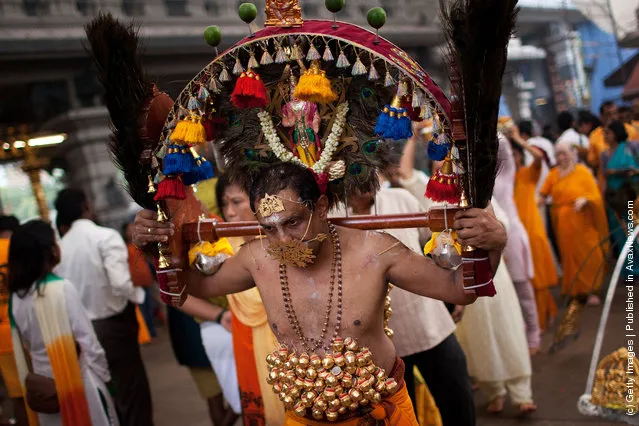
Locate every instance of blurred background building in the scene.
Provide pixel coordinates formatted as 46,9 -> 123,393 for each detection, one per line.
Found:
0,0 -> 637,225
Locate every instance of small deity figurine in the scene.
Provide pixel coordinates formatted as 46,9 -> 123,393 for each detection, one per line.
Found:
265,0 -> 303,27
282,76 -> 321,167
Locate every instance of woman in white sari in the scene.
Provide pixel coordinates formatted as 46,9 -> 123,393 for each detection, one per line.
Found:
455,201 -> 536,415
9,220 -> 118,426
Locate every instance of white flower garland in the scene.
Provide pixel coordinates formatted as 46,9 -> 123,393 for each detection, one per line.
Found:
258,102 -> 349,175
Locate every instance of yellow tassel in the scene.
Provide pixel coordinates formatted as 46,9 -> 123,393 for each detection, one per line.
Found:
294,61 -> 337,104
171,115 -> 207,145
188,238 -> 234,266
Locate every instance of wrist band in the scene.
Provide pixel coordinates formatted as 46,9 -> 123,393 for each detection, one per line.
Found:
215,309 -> 227,324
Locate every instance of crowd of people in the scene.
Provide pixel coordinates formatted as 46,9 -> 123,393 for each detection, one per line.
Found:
0,99 -> 636,426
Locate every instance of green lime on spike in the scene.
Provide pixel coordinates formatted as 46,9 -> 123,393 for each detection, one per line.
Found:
204,26 -> 222,47
325,0 -> 344,13
367,7 -> 387,29
239,3 -> 258,24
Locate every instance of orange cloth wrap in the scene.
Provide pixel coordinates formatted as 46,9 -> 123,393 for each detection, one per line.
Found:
284,358 -> 418,426
230,312 -> 266,424
541,164 -> 609,295
514,164 -> 559,330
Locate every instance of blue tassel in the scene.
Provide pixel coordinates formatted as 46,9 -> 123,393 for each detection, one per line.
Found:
375,106 -> 413,140
163,145 -> 194,175
183,157 -> 215,185
427,140 -> 450,161
374,106 -> 391,136
394,114 -> 413,140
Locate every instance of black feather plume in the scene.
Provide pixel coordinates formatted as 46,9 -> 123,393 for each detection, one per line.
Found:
440,0 -> 518,208
85,14 -> 156,209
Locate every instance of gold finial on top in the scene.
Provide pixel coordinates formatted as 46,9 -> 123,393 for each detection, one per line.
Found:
265,0 -> 303,27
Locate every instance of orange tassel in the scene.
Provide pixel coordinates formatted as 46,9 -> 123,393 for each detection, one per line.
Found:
231,71 -> 268,109
171,115 -> 207,145
294,61 -> 337,104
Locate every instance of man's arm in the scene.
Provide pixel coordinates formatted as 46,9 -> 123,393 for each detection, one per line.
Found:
384,240 -> 473,305
130,209 -> 255,298
183,245 -> 255,298
386,206 -> 505,304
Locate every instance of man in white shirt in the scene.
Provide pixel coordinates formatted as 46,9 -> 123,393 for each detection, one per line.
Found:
556,111 -> 589,163
333,184 -> 475,425
54,188 -> 153,426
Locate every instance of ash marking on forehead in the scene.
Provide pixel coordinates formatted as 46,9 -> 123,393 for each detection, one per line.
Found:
259,211 -> 287,226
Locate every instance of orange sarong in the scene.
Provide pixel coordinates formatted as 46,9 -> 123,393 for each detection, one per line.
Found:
541,164 -> 609,296
230,312 -> 266,424
284,359 -> 418,426
515,164 -> 559,330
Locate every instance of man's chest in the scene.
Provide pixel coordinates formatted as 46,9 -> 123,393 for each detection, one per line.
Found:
254,263 -> 388,342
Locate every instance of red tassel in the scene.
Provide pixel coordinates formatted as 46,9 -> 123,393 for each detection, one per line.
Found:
154,177 -> 186,201
425,171 -> 459,203
312,171 -> 329,194
231,71 -> 268,109
203,116 -> 228,141
425,157 -> 460,203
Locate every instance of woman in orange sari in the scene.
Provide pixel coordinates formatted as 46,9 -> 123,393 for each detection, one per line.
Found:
509,128 -> 559,331
540,142 -> 609,302
214,175 -> 284,425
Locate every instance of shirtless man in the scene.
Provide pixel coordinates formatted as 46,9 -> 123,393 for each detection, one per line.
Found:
133,162 -> 507,424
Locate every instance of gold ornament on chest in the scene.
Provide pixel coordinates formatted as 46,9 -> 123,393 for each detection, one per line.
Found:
267,222 -> 399,421
266,337 -> 399,421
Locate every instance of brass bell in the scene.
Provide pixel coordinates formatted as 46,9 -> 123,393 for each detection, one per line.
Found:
299,353 -> 310,368
310,355 -> 322,369
306,368 -> 317,380
349,388 -> 362,402
294,402 -> 306,417
326,409 -> 339,421
157,251 -> 170,269
147,174 -> 156,193
312,408 -> 324,420
283,396 -> 295,410
385,378 -> 399,394
314,397 -> 328,412
341,373 -> 353,388
322,354 -> 335,370
156,204 -> 168,222
325,374 -> 337,386
332,337 -> 344,352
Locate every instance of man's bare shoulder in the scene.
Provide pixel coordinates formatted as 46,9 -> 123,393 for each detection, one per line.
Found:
337,226 -> 408,257
233,238 -> 269,265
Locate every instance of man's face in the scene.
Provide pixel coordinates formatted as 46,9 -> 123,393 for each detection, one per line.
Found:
256,188 -> 329,255
601,104 -> 619,125
348,190 -> 375,214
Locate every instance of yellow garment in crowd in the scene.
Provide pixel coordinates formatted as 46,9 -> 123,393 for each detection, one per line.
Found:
588,124 -> 639,169
541,164 -> 609,295
0,238 -> 22,399
226,237 -> 284,425
514,164 -> 559,330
